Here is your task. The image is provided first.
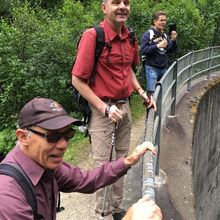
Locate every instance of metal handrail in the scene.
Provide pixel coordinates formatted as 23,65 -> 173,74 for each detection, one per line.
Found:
142,46 -> 220,199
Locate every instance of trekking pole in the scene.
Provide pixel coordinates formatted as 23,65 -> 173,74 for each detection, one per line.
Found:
99,99 -> 126,220
100,122 -> 116,220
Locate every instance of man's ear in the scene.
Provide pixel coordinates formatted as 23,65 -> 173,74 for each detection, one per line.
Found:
101,3 -> 107,14
16,129 -> 29,146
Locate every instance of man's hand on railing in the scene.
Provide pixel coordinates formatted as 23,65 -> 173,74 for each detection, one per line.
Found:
140,92 -> 157,111
124,141 -> 157,167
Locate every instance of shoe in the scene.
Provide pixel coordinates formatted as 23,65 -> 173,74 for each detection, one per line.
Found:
95,213 -> 114,220
112,210 -> 126,220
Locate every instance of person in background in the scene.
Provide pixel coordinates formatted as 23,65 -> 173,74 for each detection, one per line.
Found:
72,0 -> 156,219
141,11 -> 177,94
0,97 -> 157,220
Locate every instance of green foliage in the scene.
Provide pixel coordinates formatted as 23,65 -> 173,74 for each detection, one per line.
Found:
128,0 -> 152,40
60,0 -> 94,32
0,128 -> 16,154
27,0 -> 64,10
195,0 -> 220,46
130,93 -> 146,122
0,0 -> 14,17
64,130 -> 90,164
0,0 -> 219,155
87,0 -> 104,23
0,1 -> 93,131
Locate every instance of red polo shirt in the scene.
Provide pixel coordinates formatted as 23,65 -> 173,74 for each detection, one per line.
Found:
72,19 -> 140,100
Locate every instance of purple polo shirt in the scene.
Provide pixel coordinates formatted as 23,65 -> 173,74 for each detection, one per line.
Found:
0,144 -> 129,219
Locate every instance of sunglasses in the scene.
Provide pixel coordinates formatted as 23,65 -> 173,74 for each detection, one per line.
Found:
26,128 -> 76,143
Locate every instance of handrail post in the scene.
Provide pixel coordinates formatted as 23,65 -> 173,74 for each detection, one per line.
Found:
207,46 -> 213,79
170,60 -> 178,116
187,51 -> 194,91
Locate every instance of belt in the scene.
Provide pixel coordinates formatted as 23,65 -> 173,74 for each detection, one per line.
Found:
101,98 -> 128,104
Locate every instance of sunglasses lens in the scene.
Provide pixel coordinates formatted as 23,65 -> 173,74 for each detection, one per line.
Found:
46,129 -> 75,143
47,133 -> 61,143
63,129 -> 75,141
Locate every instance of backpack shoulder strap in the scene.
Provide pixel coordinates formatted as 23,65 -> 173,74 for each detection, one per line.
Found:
127,27 -> 138,72
127,27 -> 136,47
93,25 -> 105,61
89,25 -> 105,84
163,33 -> 167,39
149,29 -> 155,41
71,25 -> 105,84
0,163 -> 43,220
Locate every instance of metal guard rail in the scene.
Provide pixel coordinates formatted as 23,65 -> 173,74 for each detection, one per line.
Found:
141,46 -> 220,201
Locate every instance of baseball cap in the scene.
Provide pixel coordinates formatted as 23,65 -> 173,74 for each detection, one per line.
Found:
18,97 -> 82,130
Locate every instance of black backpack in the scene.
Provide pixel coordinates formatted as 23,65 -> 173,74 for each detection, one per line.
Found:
0,163 -> 43,219
0,163 -> 64,220
70,25 -> 107,134
71,25 -> 137,132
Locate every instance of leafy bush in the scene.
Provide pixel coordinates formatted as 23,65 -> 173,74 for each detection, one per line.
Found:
128,0 -> 152,40
0,0 -> 219,154
0,128 -> 16,155
0,1 -> 93,131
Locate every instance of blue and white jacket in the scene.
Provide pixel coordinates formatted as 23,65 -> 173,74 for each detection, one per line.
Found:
140,27 -> 177,69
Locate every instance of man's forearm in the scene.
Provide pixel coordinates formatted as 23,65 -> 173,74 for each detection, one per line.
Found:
131,70 -> 145,95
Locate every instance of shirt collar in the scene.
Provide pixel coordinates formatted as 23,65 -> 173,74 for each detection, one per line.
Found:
151,26 -> 163,35
5,143 -> 45,186
100,19 -> 129,42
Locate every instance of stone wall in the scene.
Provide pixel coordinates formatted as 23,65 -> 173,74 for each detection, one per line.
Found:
192,82 -> 220,220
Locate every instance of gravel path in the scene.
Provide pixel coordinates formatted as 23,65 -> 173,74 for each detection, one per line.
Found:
57,115 -> 146,220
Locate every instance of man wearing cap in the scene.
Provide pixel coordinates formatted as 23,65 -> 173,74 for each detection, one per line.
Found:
0,97 -> 157,220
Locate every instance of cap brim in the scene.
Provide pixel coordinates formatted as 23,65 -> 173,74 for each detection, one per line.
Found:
36,115 -> 82,130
